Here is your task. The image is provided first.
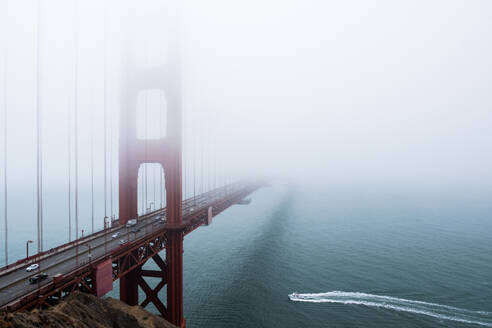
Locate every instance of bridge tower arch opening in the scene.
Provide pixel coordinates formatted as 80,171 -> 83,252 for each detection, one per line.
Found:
138,163 -> 166,215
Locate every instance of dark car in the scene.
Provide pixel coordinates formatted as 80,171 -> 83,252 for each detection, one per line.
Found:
131,227 -> 141,233
29,272 -> 48,284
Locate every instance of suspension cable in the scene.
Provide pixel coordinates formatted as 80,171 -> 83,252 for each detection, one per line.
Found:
67,73 -> 72,242
103,0 -> 108,223
201,117 -> 204,195
36,0 -> 44,253
90,89 -> 94,233
3,4 -> 8,264
109,88 -> 113,221
74,0 -> 79,240
182,99 -> 185,200
159,93 -> 163,208
193,108 -> 196,204
153,158 -> 156,210
208,120 -> 211,192
144,87 -> 148,213
214,132 -> 217,191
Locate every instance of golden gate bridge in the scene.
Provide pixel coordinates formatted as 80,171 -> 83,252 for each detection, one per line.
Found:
0,1 -> 264,327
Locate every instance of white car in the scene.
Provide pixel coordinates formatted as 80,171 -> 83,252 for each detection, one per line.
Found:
26,263 -> 39,272
126,219 -> 137,228
119,239 -> 127,245
111,232 -> 120,239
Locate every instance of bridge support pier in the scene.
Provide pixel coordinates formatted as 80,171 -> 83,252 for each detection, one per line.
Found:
166,232 -> 185,327
120,267 -> 139,306
139,254 -> 168,318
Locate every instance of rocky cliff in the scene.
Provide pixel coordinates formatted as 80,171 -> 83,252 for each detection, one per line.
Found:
0,292 -> 176,328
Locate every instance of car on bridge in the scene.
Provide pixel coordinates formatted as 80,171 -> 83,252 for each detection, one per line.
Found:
112,232 -> 120,239
29,272 -> 48,284
26,264 -> 39,272
119,239 -> 128,245
126,219 -> 137,228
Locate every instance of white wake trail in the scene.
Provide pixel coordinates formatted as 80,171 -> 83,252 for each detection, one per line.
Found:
288,291 -> 492,327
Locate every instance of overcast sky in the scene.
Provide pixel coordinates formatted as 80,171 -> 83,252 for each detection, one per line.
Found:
1,0 -> 492,192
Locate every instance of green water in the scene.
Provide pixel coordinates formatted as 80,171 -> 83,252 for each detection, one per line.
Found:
178,183 -> 492,327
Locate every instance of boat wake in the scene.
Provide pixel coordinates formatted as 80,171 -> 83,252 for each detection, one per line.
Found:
288,291 -> 492,327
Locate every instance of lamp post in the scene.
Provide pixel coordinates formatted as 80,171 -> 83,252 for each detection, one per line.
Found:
83,244 -> 92,265
104,216 -> 108,255
26,240 -> 33,259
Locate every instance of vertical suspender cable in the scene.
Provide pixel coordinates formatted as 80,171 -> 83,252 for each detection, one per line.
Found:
152,92 -> 156,209
182,100 -> 185,200
208,121 -> 211,192
201,118 -> 204,195
214,133 -> 217,191
36,0 -> 44,252
3,3 -> 8,264
144,86 -> 148,213
206,120 -> 210,192
90,90 -> 94,233
102,2 -> 107,256
159,93 -> 163,208
68,85 -> 72,242
74,0 -> 79,240
103,0 -> 108,223
153,158 -> 156,210
67,55 -> 72,242
109,88 -> 113,221
193,110 -> 196,205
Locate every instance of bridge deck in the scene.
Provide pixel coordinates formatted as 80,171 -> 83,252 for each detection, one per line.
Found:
0,182 -> 262,310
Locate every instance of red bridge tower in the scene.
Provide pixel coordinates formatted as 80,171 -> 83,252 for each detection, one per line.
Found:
118,21 -> 185,327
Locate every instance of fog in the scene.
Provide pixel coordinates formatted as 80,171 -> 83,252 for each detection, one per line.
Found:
1,0 -> 492,195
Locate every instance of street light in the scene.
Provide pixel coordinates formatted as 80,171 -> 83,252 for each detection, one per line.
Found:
82,244 -> 92,265
104,216 -> 109,255
26,240 -> 33,259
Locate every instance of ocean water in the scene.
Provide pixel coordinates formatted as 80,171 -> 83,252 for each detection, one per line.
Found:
3,182 -> 492,327
177,182 -> 492,327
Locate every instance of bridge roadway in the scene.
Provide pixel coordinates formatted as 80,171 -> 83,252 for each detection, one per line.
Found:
0,182 -> 257,309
